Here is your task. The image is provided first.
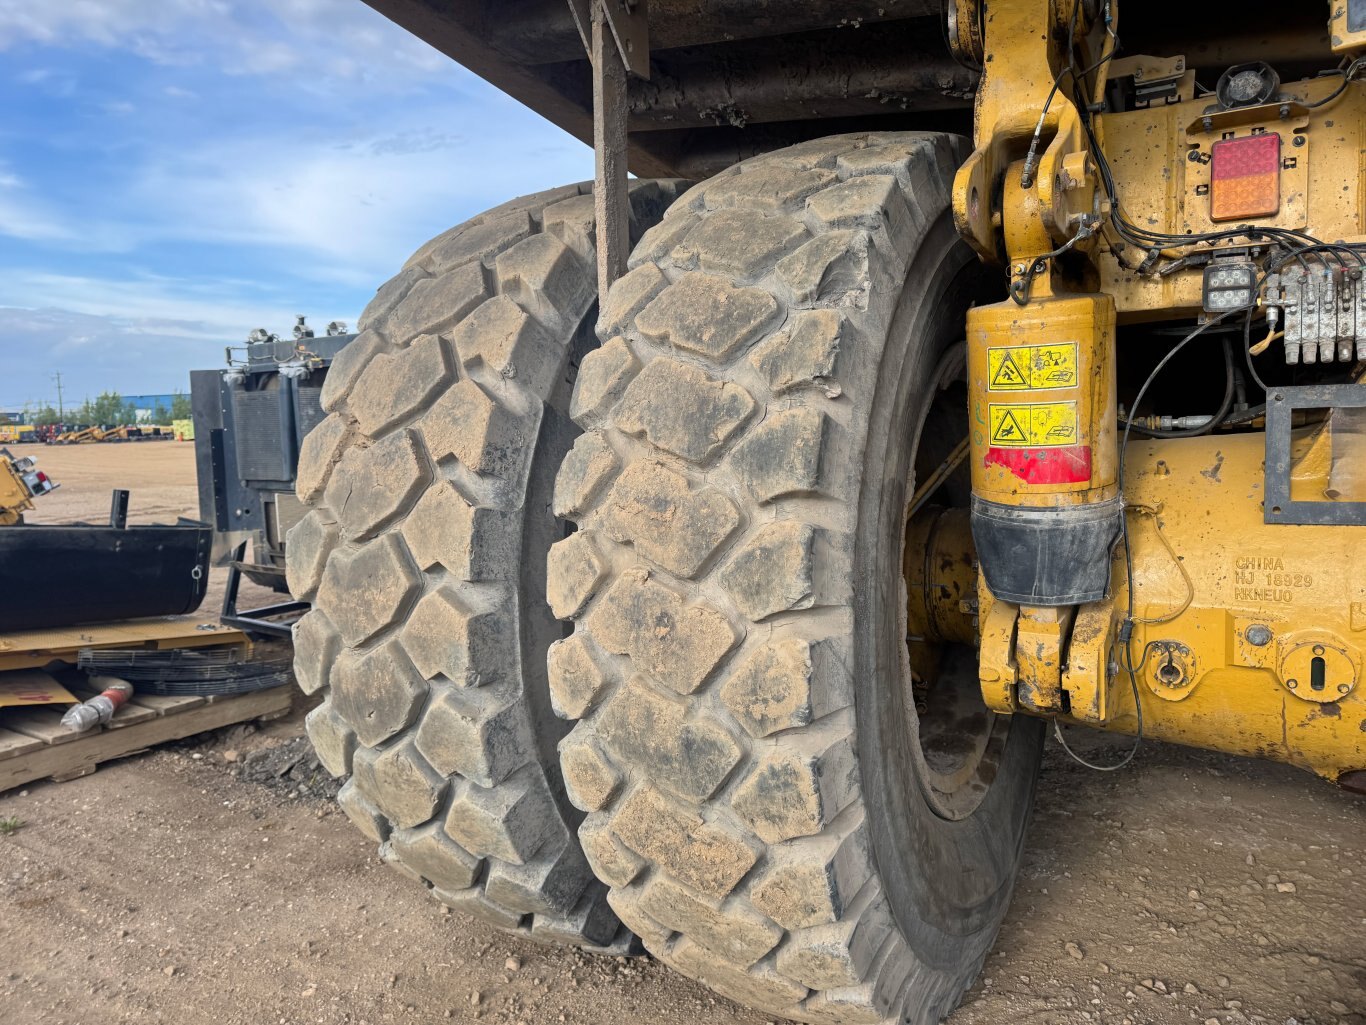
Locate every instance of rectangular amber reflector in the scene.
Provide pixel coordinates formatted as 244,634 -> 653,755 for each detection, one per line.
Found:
1209,133 -> 1281,222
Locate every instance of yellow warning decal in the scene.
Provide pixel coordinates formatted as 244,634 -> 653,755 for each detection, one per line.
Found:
987,342 -> 1079,391
990,407 -> 1029,444
988,401 -> 1079,448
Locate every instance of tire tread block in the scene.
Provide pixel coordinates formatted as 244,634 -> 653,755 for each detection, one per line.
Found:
554,135 -> 1028,1021
294,182 -> 684,948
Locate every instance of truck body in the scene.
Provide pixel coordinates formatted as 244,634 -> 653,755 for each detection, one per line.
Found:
284,5 -> 1366,1022
192,321 -> 355,592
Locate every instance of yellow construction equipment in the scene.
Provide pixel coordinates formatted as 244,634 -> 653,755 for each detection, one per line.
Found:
48,424 -> 175,444
280,3 -> 1366,1021
945,0 -> 1364,788
0,449 -> 56,526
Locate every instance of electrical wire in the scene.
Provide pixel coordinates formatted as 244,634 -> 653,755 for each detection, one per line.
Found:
1060,8 -> 1363,280
1034,7 -> 1366,771
1126,505 -> 1196,624
1052,675 -> 1142,770
1020,0 -> 1085,190
1072,52 -> 1366,275
1020,3 -> 1366,301
1223,401 -> 1268,426
1121,310 -> 1247,496
1249,329 -> 1282,357
1055,310 -> 1235,772
1121,337 -> 1236,437
1242,308 -> 1273,394
1302,56 -> 1366,109
1009,219 -> 1099,305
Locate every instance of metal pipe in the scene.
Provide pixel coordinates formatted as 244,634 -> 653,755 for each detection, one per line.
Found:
629,39 -> 976,130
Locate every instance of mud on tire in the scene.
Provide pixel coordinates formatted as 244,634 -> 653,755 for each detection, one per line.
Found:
550,134 -> 1044,1021
288,179 -> 681,948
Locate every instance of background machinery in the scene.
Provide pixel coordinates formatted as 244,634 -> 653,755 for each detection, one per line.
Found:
0,449 -> 56,526
192,317 -> 355,630
285,3 -> 1366,1023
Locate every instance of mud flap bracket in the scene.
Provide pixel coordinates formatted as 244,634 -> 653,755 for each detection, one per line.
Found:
567,0 -> 650,295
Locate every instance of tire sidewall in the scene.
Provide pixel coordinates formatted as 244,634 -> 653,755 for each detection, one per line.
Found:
855,211 -> 1045,969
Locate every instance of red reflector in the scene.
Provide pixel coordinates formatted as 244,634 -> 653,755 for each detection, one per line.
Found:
1209,133 -> 1280,222
985,445 -> 1092,485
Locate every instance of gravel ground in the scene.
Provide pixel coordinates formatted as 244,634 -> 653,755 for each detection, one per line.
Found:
2,436 -> 1361,1025
0,720 -> 1360,1025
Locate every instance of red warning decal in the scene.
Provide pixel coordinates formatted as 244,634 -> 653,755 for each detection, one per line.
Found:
985,445 -> 1092,485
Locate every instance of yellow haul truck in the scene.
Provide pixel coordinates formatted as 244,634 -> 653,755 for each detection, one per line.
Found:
286,3 -> 1365,1021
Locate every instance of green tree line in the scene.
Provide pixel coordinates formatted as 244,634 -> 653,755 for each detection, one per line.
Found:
25,391 -> 192,426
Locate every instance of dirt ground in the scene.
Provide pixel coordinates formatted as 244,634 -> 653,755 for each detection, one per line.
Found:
19,441 -> 205,527
2,443 -> 1363,1025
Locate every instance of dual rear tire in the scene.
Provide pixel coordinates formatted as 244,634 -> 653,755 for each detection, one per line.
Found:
292,134 -> 1043,1023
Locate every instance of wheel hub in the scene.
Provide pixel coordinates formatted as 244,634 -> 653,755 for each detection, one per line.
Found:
900,385 -> 1008,821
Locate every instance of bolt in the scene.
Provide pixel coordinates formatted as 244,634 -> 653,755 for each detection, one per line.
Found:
1246,624 -> 1273,647
1338,684 -> 1351,694
1279,103 -> 1291,119
1293,135 -> 1306,147
1187,150 -> 1201,163
1287,679 -> 1298,689
1313,644 -> 1325,656
1202,115 -> 1214,132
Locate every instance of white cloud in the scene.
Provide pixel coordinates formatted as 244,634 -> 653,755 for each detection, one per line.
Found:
0,306 -> 233,406
0,270 -> 329,341
13,64 -> 78,96
0,165 -> 77,242
0,0 -> 221,54
0,283 -> 358,404
127,110 -> 590,283
0,197 -> 76,242
0,0 -> 595,403
0,0 -> 448,88
0,1 -> 591,277
0,99 -> 589,282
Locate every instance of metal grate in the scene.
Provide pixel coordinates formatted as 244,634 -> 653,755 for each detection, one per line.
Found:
77,647 -> 294,696
295,382 -> 327,444
231,388 -> 292,482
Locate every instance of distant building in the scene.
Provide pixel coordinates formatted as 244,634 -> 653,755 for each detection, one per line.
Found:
123,394 -> 181,423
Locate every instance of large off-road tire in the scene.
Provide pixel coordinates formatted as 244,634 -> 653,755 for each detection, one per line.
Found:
549,134 -> 1045,1021
287,179 -> 682,948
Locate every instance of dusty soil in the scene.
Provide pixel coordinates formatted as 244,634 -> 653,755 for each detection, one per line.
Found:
2,444 -> 1362,1025
19,441 -> 205,528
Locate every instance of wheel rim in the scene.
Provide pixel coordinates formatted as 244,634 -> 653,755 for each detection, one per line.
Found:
901,348 -> 1009,821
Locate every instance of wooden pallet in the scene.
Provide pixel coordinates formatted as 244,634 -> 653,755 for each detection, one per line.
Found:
0,616 -> 248,672
0,670 -> 294,791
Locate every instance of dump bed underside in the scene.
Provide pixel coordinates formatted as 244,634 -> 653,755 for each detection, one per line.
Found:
367,1 -> 1330,179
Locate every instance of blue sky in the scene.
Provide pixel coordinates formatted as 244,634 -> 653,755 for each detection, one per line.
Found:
0,0 -> 593,410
